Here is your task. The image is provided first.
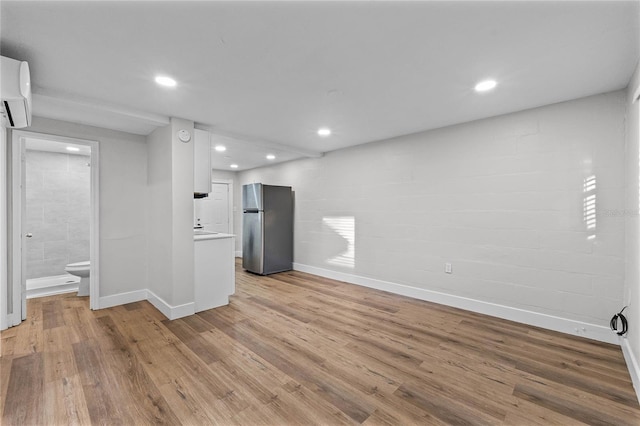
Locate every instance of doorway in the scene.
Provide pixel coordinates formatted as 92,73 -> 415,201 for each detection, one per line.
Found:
210,182 -> 231,233
8,130 -> 99,327
194,179 -> 233,234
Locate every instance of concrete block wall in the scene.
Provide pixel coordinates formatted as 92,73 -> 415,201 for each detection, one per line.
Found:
239,90 -> 627,328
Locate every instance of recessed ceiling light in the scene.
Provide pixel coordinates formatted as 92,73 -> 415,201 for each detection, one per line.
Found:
474,79 -> 497,92
230,164 -> 239,169
317,127 -> 331,137
214,145 -> 226,152
266,154 -> 276,160
155,75 -> 177,87
66,146 -> 80,152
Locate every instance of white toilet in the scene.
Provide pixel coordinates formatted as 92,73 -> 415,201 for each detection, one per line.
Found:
65,261 -> 90,296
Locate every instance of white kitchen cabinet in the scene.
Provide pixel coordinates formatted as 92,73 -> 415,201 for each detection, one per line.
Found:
193,129 -> 211,195
194,233 -> 235,312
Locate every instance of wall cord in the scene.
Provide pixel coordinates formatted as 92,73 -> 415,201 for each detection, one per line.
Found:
610,306 -> 628,336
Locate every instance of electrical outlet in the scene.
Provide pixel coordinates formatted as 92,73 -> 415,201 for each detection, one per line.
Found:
445,263 -> 452,274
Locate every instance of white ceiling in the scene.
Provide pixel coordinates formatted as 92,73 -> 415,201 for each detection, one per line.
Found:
2,1 -> 638,171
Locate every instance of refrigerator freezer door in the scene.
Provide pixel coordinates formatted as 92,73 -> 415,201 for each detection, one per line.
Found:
263,185 -> 293,274
243,183 -> 263,211
242,211 -> 264,273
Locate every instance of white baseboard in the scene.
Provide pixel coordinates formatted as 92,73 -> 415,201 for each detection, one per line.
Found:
99,289 -> 147,309
96,289 -> 195,320
235,251 -> 242,258
26,275 -> 79,299
146,289 -> 195,320
621,338 -> 640,404
293,263 -> 618,345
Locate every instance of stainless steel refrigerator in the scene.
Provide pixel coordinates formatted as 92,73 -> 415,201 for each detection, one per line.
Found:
242,183 -> 293,275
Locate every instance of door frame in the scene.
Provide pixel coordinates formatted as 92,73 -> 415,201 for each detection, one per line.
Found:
10,130 -> 100,323
212,178 -> 234,235
1,125 -> 8,330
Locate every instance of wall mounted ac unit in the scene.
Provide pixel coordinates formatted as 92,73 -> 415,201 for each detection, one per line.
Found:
1,56 -> 32,128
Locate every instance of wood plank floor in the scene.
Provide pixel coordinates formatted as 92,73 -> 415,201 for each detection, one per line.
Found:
2,260 -> 639,425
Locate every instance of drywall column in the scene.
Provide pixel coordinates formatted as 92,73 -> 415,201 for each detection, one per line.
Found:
170,118 -> 194,307
146,118 -> 194,314
624,61 -> 640,398
147,124 -> 173,303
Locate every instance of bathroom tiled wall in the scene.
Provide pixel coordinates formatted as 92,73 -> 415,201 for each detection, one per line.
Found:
26,150 -> 90,279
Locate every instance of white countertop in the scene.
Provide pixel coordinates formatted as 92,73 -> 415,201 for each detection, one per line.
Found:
194,231 -> 235,241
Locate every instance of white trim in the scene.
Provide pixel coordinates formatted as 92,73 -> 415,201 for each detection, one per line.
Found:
293,262 -> 619,345
89,140 -> 100,310
146,289 -> 195,320
235,251 -> 243,258
98,289 -> 196,320
11,132 -> 25,323
621,338 -> 640,404
99,289 -> 148,310
0,123 -> 7,330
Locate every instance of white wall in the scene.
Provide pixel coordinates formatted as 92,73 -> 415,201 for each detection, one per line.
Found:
146,118 -> 195,309
147,124 -> 173,303
211,170 -> 236,181
624,62 -> 640,392
170,118 -> 195,306
25,117 -> 148,298
239,91 -> 626,338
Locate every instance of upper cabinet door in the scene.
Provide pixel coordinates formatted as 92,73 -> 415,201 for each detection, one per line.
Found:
194,129 -> 211,195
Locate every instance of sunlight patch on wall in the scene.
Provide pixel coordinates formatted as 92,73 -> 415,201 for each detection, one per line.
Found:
583,175 -> 596,240
322,216 -> 355,268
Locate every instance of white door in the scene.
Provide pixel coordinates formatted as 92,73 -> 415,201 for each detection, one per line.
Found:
209,183 -> 230,233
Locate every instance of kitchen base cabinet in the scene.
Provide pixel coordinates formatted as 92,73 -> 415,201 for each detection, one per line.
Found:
194,234 -> 235,313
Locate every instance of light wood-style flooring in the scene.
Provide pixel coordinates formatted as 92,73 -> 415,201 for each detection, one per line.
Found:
2,260 -> 639,425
